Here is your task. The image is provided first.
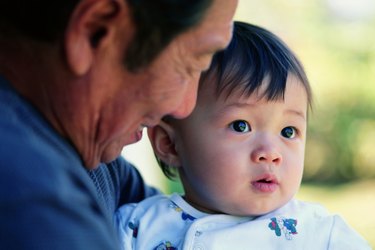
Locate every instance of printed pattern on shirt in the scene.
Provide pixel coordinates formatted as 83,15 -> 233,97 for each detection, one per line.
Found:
154,241 -> 177,250
268,216 -> 298,240
128,199 -> 197,249
169,202 -> 196,221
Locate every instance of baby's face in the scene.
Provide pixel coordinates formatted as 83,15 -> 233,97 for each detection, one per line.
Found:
173,75 -> 308,216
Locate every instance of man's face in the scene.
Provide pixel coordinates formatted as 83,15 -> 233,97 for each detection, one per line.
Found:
95,0 -> 238,165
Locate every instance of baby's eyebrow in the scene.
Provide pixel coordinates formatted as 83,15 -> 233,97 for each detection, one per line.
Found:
209,102 -> 253,119
221,102 -> 257,110
213,102 -> 253,114
284,109 -> 306,121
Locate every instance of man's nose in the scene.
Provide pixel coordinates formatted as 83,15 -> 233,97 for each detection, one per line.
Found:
170,97 -> 196,119
170,81 -> 199,119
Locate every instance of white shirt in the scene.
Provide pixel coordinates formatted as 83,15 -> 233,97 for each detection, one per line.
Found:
115,193 -> 371,250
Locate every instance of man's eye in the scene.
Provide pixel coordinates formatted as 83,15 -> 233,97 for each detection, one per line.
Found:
281,127 -> 297,138
229,120 -> 251,133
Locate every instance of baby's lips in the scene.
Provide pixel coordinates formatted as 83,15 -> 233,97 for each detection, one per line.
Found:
251,173 -> 279,193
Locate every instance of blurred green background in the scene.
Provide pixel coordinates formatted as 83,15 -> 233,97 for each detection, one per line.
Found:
123,0 -> 375,247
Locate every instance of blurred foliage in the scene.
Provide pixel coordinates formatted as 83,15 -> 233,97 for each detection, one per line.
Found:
235,0 -> 375,183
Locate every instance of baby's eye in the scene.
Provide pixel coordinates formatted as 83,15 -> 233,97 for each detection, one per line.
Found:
281,127 -> 297,139
229,120 -> 251,133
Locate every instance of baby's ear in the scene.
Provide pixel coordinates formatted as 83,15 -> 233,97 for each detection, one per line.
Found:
147,121 -> 181,167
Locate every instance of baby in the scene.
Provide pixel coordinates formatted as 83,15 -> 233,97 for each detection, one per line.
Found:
115,21 -> 370,250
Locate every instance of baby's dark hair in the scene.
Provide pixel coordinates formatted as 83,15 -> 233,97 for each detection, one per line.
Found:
159,21 -> 312,179
203,21 -> 312,104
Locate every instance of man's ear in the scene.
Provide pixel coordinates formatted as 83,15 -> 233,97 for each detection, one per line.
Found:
147,122 -> 181,168
64,0 -> 127,75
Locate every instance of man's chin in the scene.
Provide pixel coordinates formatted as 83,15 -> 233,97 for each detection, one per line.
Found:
96,130 -> 144,166
99,149 -> 123,165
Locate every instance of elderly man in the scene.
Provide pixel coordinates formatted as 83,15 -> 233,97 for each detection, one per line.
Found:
0,0 -> 237,249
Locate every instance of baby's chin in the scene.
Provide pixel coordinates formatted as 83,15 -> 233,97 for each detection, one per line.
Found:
225,203 -> 286,217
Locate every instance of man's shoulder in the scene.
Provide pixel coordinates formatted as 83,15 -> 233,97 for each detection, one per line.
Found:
0,101 -> 90,202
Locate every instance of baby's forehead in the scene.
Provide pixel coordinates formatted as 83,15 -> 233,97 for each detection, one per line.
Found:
199,72 -> 308,105
198,75 -> 265,103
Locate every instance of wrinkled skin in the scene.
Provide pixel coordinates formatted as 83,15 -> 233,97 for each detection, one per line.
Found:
0,0 -> 238,168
